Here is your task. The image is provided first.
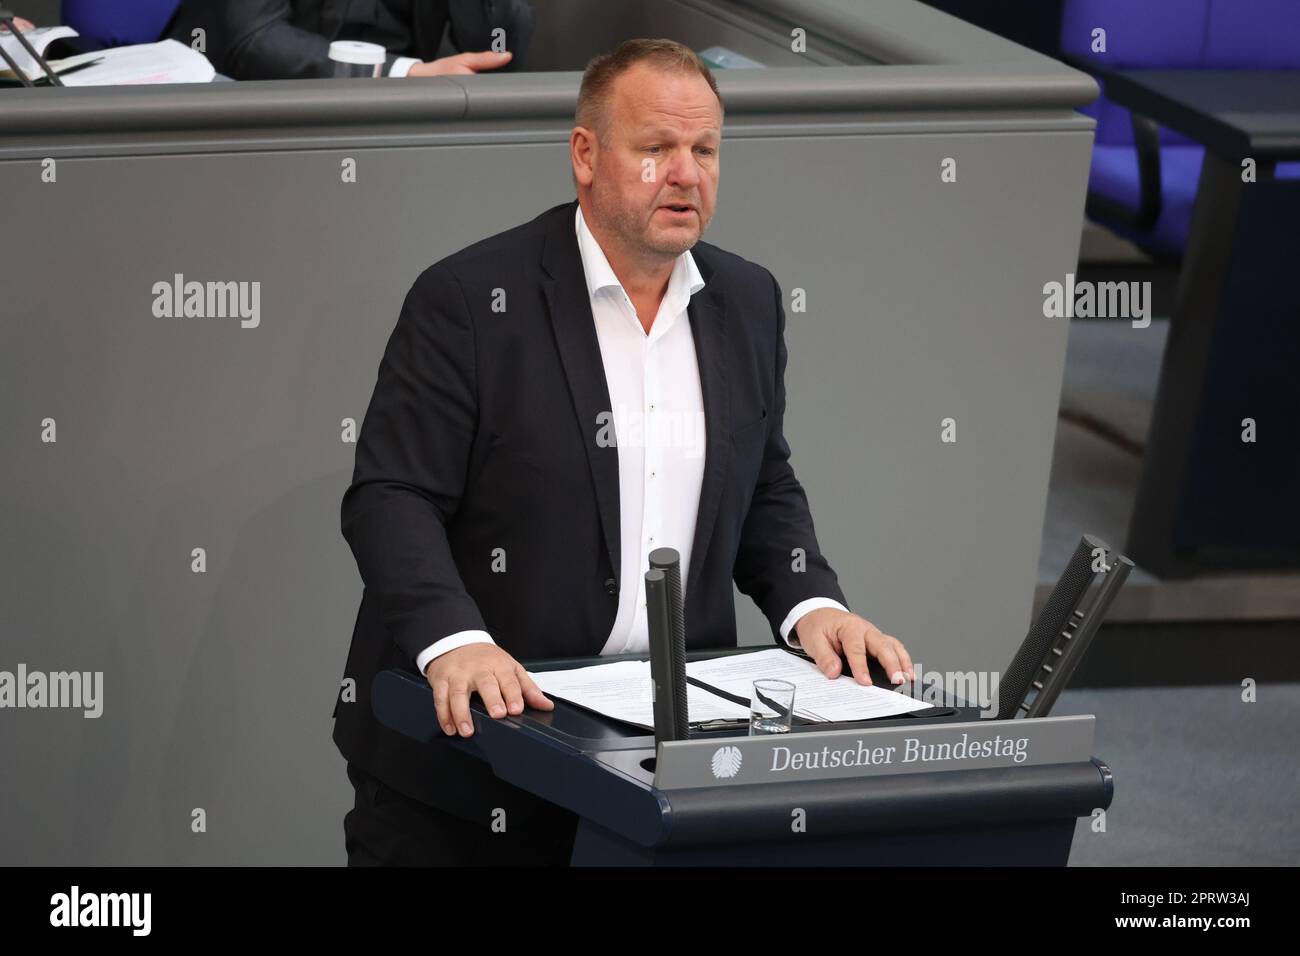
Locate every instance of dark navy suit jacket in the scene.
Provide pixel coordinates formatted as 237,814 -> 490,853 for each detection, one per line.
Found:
333,199 -> 846,820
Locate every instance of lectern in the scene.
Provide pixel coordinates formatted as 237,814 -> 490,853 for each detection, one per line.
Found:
373,537 -> 1126,865
373,650 -> 1112,865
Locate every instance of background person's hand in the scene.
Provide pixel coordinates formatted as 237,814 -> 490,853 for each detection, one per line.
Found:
424,642 -> 552,738
0,17 -> 37,32
406,50 -> 512,76
793,607 -> 915,687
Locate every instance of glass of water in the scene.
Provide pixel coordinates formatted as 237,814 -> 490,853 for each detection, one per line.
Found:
750,679 -> 796,735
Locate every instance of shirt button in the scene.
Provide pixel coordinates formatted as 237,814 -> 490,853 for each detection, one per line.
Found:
604,578 -> 617,596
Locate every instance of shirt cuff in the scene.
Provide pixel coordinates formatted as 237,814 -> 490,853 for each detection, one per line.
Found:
779,598 -> 850,647
387,56 -> 420,78
414,630 -> 495,676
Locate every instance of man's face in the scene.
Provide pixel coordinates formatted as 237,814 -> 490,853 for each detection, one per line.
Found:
584,62 -> 721,260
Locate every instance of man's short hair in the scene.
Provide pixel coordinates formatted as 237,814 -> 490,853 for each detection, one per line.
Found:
576,38 -> 723,141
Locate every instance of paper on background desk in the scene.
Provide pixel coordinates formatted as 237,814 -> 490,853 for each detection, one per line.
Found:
57,40 -> 215,85
532,660 -> 748,730
531,649 -> 932,731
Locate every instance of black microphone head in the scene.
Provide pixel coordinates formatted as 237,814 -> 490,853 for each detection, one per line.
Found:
648,547 -> 681,570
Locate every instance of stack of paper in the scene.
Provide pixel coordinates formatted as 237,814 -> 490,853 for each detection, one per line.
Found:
59,40 -> 216,86
531,648 -> 933,731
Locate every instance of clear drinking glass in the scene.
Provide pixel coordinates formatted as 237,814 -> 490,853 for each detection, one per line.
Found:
749,678 -> 796,734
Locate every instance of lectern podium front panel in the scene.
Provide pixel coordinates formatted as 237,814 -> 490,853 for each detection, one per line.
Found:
374,650 -> 1113,866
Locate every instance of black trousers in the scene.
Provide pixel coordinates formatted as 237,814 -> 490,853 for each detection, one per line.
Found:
343,762 -> 580,866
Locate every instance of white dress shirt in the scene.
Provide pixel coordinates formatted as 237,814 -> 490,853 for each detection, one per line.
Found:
414,206 -> 845,674
388,57 -> 419,77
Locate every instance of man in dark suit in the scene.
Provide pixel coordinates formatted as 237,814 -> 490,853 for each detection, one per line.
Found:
334,38 -> 916,866
169,0 -> 533,80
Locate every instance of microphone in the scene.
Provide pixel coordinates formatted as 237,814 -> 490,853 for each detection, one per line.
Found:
645,547 -> 689,742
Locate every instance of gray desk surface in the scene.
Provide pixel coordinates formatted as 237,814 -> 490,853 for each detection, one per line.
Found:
1105,69 -> 1300,160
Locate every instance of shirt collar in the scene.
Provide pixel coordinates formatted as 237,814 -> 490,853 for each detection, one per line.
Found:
575,204 -> 705,314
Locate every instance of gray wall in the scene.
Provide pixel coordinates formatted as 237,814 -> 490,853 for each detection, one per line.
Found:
0,1 -> 1095,864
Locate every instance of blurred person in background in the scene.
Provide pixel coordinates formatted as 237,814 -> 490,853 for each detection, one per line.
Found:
165,0 -> 535,79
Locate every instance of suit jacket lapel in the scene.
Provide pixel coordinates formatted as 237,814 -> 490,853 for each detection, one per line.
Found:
540,202 -> 622,587
686,279 -> 729,600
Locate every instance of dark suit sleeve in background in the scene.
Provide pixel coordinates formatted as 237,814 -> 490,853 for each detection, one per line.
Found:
447,0 -> 536,70
182,0 -> 338,79
732,272 -> 849,639
342,264 -> 488,665
174,0 -> 533,80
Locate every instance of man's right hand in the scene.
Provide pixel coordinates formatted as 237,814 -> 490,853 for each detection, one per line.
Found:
425,643 -> 552,738
406,50 -> 512,76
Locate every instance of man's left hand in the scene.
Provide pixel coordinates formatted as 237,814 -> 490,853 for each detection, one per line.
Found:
794,608 -> 914,687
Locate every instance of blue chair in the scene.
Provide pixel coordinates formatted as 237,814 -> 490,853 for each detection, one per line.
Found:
1061,0 -> 1300,260
62,0 -> 182,49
